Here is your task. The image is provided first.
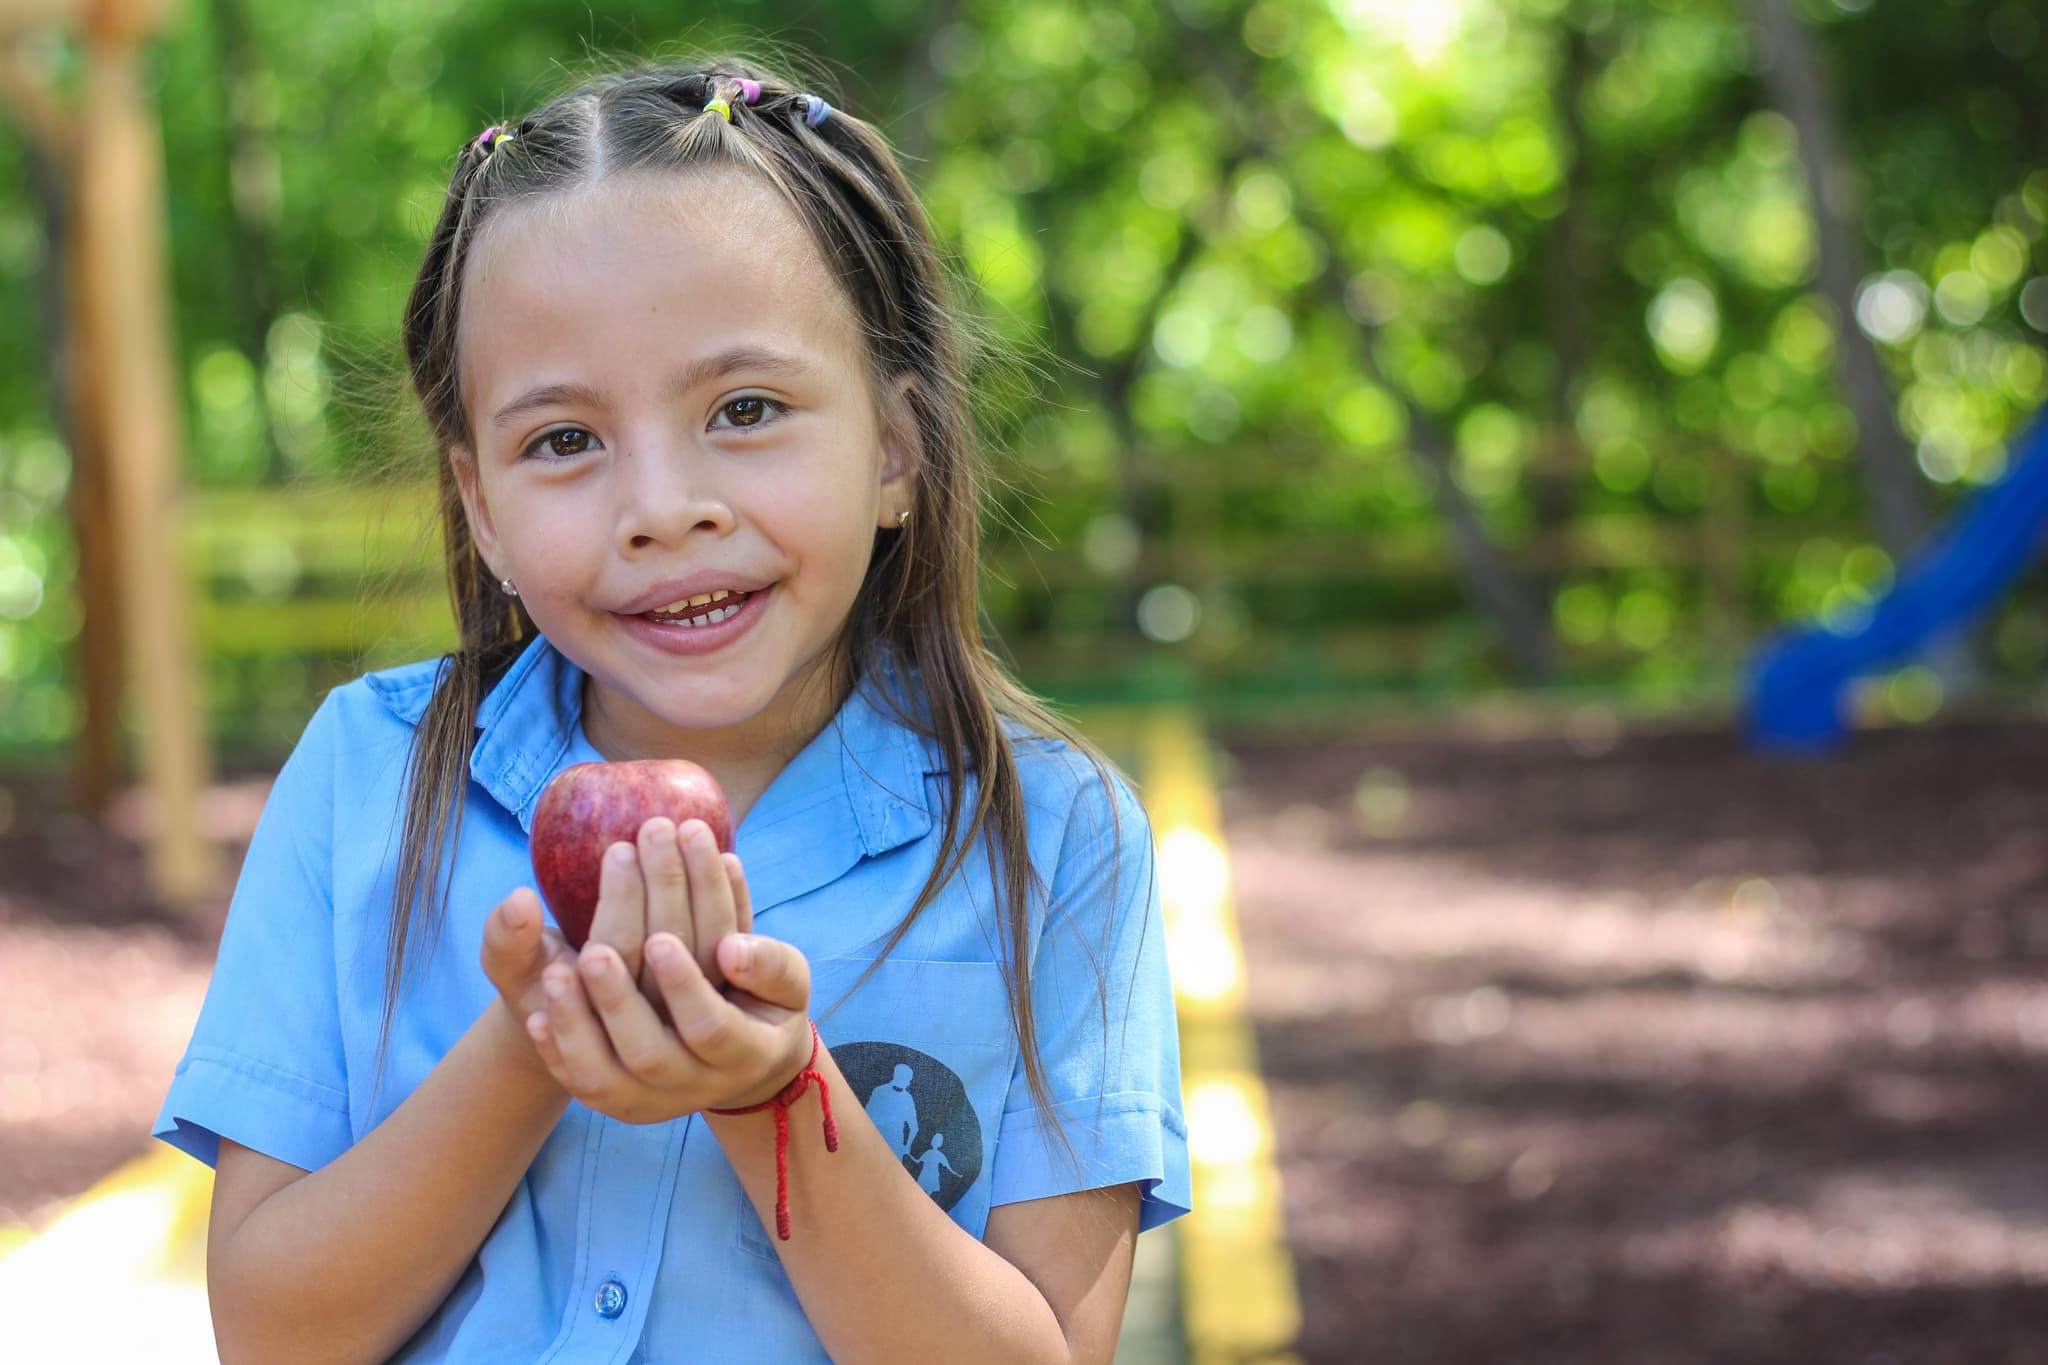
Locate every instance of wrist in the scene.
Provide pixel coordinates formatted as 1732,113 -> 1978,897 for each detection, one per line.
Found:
485,998 -> 564,1095
711,1020 -> 823,1113
705,1020 -> 841,1243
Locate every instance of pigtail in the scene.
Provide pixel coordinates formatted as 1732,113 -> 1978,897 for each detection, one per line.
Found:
373,478 -> 532,1092
375,126 -> 537,1093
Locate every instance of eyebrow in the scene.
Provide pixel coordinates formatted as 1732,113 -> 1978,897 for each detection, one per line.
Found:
678,344 -> 817,394
488,346 -> 818,429
490,381 -> 606,429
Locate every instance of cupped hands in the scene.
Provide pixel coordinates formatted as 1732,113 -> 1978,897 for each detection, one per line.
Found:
480,818 -> 814,1125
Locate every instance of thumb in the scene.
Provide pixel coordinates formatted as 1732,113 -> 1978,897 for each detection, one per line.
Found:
718,933 -> 810,1014
482,888 -> 549,985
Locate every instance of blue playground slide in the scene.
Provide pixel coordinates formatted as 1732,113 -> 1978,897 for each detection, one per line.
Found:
1744,412 -> 2048,753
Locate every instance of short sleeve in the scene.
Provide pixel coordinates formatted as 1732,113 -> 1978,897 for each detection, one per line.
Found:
989,760 -> 1190,1232
152,690 -> 355,1172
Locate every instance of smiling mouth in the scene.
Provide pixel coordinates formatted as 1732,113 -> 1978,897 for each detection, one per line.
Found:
641,588 -> 753,627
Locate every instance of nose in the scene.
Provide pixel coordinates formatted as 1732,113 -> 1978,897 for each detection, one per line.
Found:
614,440 -> 734,552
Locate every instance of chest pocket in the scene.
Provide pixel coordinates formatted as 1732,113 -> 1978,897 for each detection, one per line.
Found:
737,956 -> 1012,1260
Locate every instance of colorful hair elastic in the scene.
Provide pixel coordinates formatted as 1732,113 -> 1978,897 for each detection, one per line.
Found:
735,78 -> 762,104
706,96 -> 733,122
800,94 -> 832,127
474,124 -> 516,155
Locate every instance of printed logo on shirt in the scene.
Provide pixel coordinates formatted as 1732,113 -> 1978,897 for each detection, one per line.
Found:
834,1041 -> 982,1212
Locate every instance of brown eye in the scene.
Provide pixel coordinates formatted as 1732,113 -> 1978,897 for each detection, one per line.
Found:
542,428 -> 592,458
710,396 -> 788,433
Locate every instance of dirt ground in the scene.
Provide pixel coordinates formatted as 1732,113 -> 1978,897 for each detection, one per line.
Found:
0,772 -> 257,1232
1218,714 -> 2048,1365
5,715 -> 2048,1365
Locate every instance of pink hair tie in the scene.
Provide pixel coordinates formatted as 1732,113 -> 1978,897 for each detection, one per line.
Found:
736,78 -> 762,104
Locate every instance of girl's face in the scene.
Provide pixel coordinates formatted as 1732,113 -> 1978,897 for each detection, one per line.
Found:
451,170 -> 919,762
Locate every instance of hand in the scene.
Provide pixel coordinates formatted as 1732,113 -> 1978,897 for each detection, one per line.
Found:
478,886 -> 578,1075
524,928 -> 815,1126
479,813 -> 685,1030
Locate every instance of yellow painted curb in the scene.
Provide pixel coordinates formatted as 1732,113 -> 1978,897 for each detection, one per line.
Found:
0,1143 -> 217,1359
1138,708 -> 1302,1365
0,1143 -> 213,1282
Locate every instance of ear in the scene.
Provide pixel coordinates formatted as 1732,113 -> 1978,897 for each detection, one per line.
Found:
450,445 -> 505,577
874,371 -> 925,530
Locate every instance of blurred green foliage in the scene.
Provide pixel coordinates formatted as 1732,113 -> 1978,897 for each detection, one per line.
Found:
1,0 -> 2045,759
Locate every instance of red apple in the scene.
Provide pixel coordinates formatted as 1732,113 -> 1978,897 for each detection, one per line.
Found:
530,760 -> 734,950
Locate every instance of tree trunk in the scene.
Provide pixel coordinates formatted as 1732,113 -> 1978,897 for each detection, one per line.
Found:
35,124 -> 127,815
1752,0 -> 1927,560
1754,0 -> 1980,684
77,12 -> 220,907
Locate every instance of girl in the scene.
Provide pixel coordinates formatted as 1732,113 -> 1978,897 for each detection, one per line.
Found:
154,57 -> 1189,1364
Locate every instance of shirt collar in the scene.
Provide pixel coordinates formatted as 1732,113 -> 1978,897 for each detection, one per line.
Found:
468,633 -> 587,834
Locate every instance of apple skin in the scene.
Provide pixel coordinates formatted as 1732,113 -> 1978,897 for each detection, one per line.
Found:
530,760 -> 735,950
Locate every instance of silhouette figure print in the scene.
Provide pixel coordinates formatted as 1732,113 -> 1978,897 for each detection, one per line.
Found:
865,1063 -> 919,1157
912,1132 -> 959,1195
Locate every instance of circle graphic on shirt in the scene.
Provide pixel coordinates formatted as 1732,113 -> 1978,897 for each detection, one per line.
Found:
833,1041 -> 982,1212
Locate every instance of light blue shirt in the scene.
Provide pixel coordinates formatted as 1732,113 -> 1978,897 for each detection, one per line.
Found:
154,634 -> 1190,1362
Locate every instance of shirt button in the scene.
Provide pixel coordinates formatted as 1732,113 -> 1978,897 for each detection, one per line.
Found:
594,1279 -> 628,1320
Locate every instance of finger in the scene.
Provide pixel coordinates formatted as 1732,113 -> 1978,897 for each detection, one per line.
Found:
716,933 -> 812,1015
578,943 -> 686,1087
481,888 -> 547,991
647,932 -> 758,1070
724,854 -> 754,935
524,1009 -> 574,1088
541,963 -> 635,1096
586,840 -> 647,976
681,821 -> 736,985
637,817 -> 693,965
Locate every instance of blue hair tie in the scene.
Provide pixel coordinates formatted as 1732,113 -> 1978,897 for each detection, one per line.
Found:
801,94 -> 832,127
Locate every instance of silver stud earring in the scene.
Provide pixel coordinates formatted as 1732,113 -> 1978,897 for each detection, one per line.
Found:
498,577 -> 519,598
896,507 -> 911,528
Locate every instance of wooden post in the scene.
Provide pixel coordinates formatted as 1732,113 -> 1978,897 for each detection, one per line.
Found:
57,111 -> 126,819
68,0 -> 216,906
65,311 -> 126,818
0,36 -> 124,816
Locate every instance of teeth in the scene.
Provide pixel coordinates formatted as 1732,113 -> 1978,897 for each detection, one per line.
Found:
670,604 -> 738,628
644,590 -> 747,627
653,589 -> 734,614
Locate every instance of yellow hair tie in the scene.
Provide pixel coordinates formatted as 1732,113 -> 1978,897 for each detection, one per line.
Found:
706,96 -> 732,122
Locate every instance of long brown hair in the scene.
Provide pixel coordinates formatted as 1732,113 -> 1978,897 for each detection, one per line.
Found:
388,57 -> 1123,1138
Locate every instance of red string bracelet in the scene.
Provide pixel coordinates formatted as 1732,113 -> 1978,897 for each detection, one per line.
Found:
708,1020 -> 840,1240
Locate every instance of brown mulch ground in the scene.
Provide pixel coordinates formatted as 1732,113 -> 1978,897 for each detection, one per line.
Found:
1219,714 -> 2048,1365
0,772 -> 258,1232
7,714 -> 2048,1365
